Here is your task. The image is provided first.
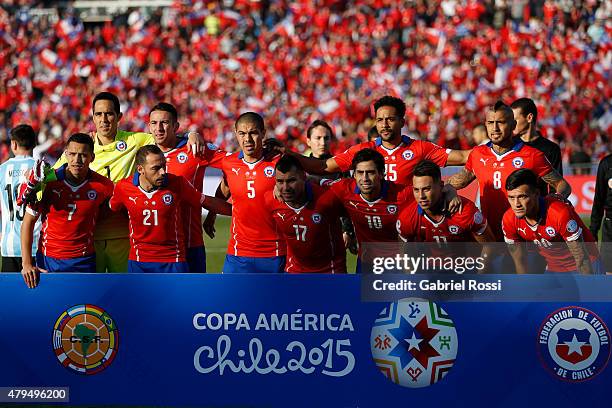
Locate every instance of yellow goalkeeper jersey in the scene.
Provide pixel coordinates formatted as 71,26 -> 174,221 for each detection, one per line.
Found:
54,130 -> 154,240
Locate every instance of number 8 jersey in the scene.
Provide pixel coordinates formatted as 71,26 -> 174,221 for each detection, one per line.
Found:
465,140 -> 552,240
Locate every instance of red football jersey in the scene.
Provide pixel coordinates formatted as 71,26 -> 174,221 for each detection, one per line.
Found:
265,183 -> 346,273
502,197 -> 599,272
465,140 -> 553,240
109,173 -> 204,263
333,136 -> 449,185
164,140 -> 225,248
29,167 -> 114,259
328,178 -> 412,253
396,196 -> 487,242
222,152 -> 285,257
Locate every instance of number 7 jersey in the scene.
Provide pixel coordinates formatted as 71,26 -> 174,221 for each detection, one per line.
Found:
222,152 -> 285,257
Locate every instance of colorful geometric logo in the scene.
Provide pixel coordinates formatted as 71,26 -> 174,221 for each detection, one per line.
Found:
177,152 -> 189,163
162,193 -> 174,205
264,166 -> 275,177
371,299 -> 458,388
115,141 -> 127,152
402,150 -> 414,160
52,304 -> 119,375
512,157 -> 524,168
537,306 -> 610,382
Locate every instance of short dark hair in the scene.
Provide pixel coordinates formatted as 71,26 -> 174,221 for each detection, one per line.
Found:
351,148 -> 385,174
92,91 -> 121,115
10,124 -> 36,150
275,154 -> 304,174
510,97 -> 538,122
488,100 -> 514,121
367,126 -> 379,141
505,169 -> 539,192
373,95 -> 406,120
235,112 -> 265,131
150,102 -> 178,123
66,133 -> 95,154
135,145 -> 164,166
413,160 -> 441,183
306,120 -> 333,139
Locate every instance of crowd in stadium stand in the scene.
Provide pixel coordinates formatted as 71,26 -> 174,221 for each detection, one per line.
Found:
0,0 -> 609,167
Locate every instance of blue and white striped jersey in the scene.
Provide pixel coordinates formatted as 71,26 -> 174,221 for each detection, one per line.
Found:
0,156 -> 40,257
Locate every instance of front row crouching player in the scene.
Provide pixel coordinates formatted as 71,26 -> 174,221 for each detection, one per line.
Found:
266,155 -> 346,273
502,169 -> 601,274
20,133 -> 114,288
396,160 -> 496,272
109,145 -> 232,273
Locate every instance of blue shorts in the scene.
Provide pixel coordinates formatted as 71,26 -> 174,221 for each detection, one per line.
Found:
36,252 -> 96,273
223,255 -> 285,273
187,246 -> 206,273
546,259 -> 603,275
127,260 -> 189,273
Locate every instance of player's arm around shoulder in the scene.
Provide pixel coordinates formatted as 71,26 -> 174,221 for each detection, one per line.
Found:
445,148 -> 472,166
108,179 -> 127,212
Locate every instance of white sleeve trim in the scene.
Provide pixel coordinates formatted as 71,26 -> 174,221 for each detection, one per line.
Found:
566,227 -> 583,242
26,206 -> 38,217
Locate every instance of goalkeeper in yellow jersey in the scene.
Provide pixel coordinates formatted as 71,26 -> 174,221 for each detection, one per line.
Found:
24,91 -> 205,272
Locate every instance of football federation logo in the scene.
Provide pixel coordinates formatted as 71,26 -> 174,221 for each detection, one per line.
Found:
312,213 -> 322,224
402,150 -> 414,160
87,190 -> 97,200
566,220 -> 578,233
537,306 -> 610,382
512,157 -> 524,168
387,205 -> 397,214
52,304 -> 118,375
371,299 -> 458,388
264,166 -> 275,178
116,141 -> 127,152
448,225 -> 460,234
545,226 -> 556,237
162,193 -> 173,205
177,152 -> 189,163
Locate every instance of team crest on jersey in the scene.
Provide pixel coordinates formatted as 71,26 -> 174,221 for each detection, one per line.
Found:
402,150 -> 415,161
537,306 -> 610,382
177,152 -> 189,163
474,211 -> 483,225
566,220 -> 578,233
312,213 -> 322,224
371,299 -> 458,388
87,190 -> 97,200
52,304 -> 119,375
264,166 -> 275,178
116,141 -> 127,152
387,205 -> 398,214
545,226 -> 556,237
512,157 -> 524,168
448,225 -> 460,234
162,193 -> 173,205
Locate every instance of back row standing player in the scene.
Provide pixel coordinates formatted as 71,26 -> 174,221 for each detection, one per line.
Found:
277,95 -> 471,187
448,101 -> 570,242
0,125 -> 41,272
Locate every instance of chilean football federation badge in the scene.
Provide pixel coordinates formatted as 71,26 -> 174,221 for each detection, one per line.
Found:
371,299 -> 458,388
537,306 -> 610,382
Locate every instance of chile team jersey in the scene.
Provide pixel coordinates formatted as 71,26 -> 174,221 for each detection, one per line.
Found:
465,140 -> 553,240
54,130 -> 155,240
109,173 -> 204,263
222,152 -> 285,258
164,139 -> 225,248
502,197 -> 599,272
265,183 -> 346,273
396,196 -> 487,242
328,178 -> 412,252
333,136 -> 450,185
27,165 -> 114,259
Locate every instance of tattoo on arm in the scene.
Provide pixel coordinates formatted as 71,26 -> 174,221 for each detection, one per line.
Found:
448,168 -> 476,190
542,170 -> 571,198
566,238 -> 593,274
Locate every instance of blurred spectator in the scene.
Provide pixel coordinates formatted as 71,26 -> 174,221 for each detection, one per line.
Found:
0,0 -> 609,166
